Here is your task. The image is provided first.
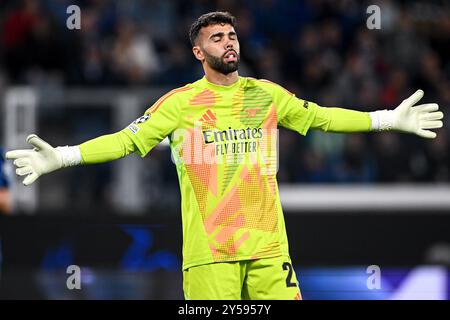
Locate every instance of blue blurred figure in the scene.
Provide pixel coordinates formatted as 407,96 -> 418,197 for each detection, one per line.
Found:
0,147 -> 11,214
0,146 -> 11,285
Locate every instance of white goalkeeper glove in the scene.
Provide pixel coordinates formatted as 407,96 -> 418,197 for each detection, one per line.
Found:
6,134 -> 81,186
370,89 -> 444,138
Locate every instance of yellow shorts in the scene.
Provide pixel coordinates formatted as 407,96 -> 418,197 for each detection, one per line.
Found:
183,255 -> 302,300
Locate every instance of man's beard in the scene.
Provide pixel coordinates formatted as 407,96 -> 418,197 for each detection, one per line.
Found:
203,50 -> 239,75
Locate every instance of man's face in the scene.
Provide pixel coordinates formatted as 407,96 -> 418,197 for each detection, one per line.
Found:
193,23 -> 240,74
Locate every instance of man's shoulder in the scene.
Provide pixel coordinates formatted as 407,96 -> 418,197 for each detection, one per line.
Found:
163,80 -> 213,100
163,84 -> 196,99
241,77 -> 294,96
145,84 -> 196,113
242,77 -> 294,95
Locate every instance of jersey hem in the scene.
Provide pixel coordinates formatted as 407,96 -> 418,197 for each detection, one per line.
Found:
182,251 -> 290,271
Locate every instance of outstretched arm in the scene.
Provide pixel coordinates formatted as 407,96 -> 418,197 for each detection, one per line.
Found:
311,90 -> 444,138
6,131 -> 137,186
6,86 -> 185,186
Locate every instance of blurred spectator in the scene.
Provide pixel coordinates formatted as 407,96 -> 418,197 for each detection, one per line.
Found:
424,131 -> 450,182
109,20 -> 160,85
381,67 -> 409,107
0,147 -> 11,214
158,42 -> 201,85
1,0 -> 41,82
372,133 -> 411,182
332,135 -> 376,183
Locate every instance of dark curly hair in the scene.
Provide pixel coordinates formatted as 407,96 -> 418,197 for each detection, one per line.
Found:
189,11 -> 236,46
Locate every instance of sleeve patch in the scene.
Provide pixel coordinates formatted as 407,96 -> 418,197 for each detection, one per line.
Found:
127,124 -> 140,134
133,114 -> 151,124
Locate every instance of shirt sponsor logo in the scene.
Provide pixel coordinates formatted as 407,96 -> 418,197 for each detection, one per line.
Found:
203,127 -> 263,144
202,127 -> 264,156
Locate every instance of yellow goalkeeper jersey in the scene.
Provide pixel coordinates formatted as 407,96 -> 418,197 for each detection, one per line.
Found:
122,76 -> 319,270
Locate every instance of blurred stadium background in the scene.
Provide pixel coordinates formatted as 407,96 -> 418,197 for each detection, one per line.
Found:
0,0 -> 449,299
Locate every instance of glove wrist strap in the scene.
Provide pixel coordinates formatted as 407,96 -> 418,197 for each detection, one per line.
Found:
56,146 -> 82,168
370,110 -> 395,131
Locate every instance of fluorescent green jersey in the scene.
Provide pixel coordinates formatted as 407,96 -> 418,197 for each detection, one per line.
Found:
79,77 -> 371,270
121,76 -> 319,270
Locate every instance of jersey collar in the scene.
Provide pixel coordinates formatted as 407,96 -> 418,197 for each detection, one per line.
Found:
202,76 -> 242,91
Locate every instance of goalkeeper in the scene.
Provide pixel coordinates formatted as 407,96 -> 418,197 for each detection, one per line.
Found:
6,12 -> 444,300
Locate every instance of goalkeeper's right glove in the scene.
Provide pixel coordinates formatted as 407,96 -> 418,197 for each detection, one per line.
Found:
6,134 -> 81,186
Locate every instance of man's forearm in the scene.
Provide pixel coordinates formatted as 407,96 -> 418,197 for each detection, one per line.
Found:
6,131 -> 138,186
310,90 -> 443,138
78,131 -> 137,164
311,106 -> 372,133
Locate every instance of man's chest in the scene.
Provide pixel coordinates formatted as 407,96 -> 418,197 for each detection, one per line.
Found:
180,89 -> 275,130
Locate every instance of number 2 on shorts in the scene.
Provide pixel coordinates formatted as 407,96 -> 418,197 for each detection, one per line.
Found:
282,262 -> 297,288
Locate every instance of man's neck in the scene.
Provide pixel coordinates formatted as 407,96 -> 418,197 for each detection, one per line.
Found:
204,70 -> 239,86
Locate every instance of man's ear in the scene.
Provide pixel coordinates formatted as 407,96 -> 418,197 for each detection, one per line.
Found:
192,46 -> 204,61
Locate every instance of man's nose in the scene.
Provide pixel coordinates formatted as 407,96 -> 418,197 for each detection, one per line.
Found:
225,41 -> 234,50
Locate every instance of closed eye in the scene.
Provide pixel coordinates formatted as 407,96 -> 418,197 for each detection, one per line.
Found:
209,31 -> 237,42
210,32 -> 224,42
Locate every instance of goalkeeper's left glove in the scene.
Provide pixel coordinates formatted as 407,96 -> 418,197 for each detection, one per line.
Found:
370,89 -> 444,138
6,134 -> 81,186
